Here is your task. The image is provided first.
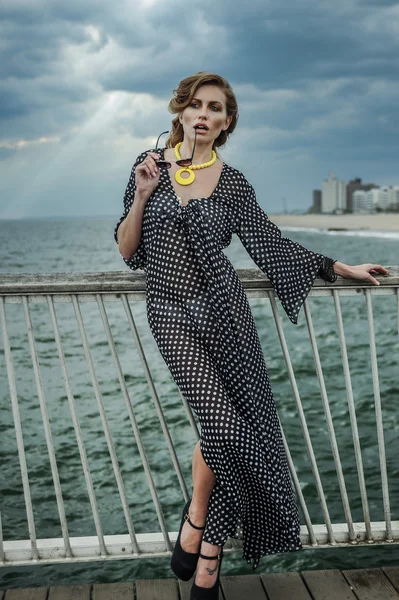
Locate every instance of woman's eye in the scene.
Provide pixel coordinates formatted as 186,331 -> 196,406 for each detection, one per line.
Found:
190,102 -> 199,108
211,106 -> 220,111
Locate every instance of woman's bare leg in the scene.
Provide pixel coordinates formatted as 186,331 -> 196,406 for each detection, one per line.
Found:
195,540 -> 222,588
180,440 -> 222,589
179,440 -> 216,553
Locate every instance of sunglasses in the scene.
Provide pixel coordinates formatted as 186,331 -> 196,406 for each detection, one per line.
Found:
155,128 -> 197,169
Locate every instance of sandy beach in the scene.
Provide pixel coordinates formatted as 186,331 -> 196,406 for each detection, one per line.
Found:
270,213 -> 399,232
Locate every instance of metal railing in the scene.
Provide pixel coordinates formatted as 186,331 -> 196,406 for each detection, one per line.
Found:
0,268 -> 398,566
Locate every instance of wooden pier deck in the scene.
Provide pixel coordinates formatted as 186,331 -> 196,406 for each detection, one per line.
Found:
2,567 -> 399,600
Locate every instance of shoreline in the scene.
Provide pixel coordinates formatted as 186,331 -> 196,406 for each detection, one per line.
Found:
269,213 -> 399,232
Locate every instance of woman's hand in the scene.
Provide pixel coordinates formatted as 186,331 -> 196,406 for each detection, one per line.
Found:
334,262 -> 389,285
135,152 -> 161,199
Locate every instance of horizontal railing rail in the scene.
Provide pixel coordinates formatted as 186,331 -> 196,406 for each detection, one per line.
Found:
0,267 -> 398,566
0,266 -> 398,297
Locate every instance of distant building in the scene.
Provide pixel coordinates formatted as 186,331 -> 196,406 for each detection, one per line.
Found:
376,186 -> 399,210
312,190 -> 321,213
353,190 -> 375,212
353,186 -> 399,212
346,178 -> 378,212
387,186 -> 399,209
378,187 -> 391,211
322,173 -> 346,213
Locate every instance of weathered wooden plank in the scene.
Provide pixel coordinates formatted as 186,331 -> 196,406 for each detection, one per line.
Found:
384,568 -> 399,594
178,578 -> 224,600
221,574 -> 267,599
343,569 -> 399,599
93,581 -> 134,600
302,569 -> 356,599
4,567 -> 399,600
48,585 -> 91,600
177,579 -> 191,600
135,579 -> 178,600
260,572 -> 312,600
4,589 -> 48,600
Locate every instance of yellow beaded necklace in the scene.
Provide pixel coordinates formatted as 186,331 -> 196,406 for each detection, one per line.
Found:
174,142 -> 217,186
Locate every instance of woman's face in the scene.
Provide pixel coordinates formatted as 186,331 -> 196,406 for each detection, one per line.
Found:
179,84 -> 232,143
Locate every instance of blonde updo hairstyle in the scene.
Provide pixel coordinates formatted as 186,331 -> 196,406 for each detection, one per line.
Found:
166,72 -> 239,151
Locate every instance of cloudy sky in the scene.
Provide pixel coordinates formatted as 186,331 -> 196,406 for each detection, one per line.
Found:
1,0 -> 398,219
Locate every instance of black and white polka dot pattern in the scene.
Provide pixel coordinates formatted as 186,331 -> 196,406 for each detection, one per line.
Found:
114,149 -> 334,569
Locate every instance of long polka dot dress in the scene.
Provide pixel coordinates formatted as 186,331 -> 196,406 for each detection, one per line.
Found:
114,148 -> 337,569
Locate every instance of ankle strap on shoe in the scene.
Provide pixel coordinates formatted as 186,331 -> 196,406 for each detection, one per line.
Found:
184,512 -> 205,530
199,551 -> 221,561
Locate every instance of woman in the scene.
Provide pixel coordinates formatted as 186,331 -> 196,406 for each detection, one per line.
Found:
115,72 -> 387,599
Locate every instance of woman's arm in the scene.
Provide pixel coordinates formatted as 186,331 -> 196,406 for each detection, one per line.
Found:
235,179 -> 388,322
333,262 -> 388,285
117,190 -> 148,260
235,182 -> 332,323
114,150 -> 160,268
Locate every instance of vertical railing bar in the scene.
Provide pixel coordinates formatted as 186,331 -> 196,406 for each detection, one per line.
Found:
121,294 -> 199,440
0,297 -> 39,560
279,422 -> 318,546
22,296 -> 72,557
268,292 -> 336,544
397,289 -> 399,343
365,289 -> 392,540
104,294 -> 172,551
96,294 -> 180,548
71,295 -> 140,554
333,290 -> 372,540
304,299 -> 356,541
0,511 -> 4,563
118,296 -> 191,497
47,295 -> 107,556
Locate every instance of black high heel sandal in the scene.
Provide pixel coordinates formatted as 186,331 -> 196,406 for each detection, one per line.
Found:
171,498 -> 206,581
190,548 -> 223,600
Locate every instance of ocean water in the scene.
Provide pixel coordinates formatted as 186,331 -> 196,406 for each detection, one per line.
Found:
0,216 -> 398,589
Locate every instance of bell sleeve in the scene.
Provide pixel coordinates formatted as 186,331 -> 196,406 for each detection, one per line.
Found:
236,182 -> 337,324
114,152 -> 147,271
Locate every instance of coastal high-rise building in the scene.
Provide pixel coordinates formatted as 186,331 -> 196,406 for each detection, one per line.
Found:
322,173 -> 346,213
353,190 -> 374,212
346,178 -> 378,212
387,186 -> 399,209
312,190 -> 321,213
347,178 -> 362,212
378,187 -> 391,211
353,187 -> 399,212
374,186 -> 399,210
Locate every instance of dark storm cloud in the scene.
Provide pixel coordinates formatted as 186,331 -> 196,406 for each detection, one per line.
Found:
214,1 -> 399,87
2,0 -> 398,103
0,10 -> 93,79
